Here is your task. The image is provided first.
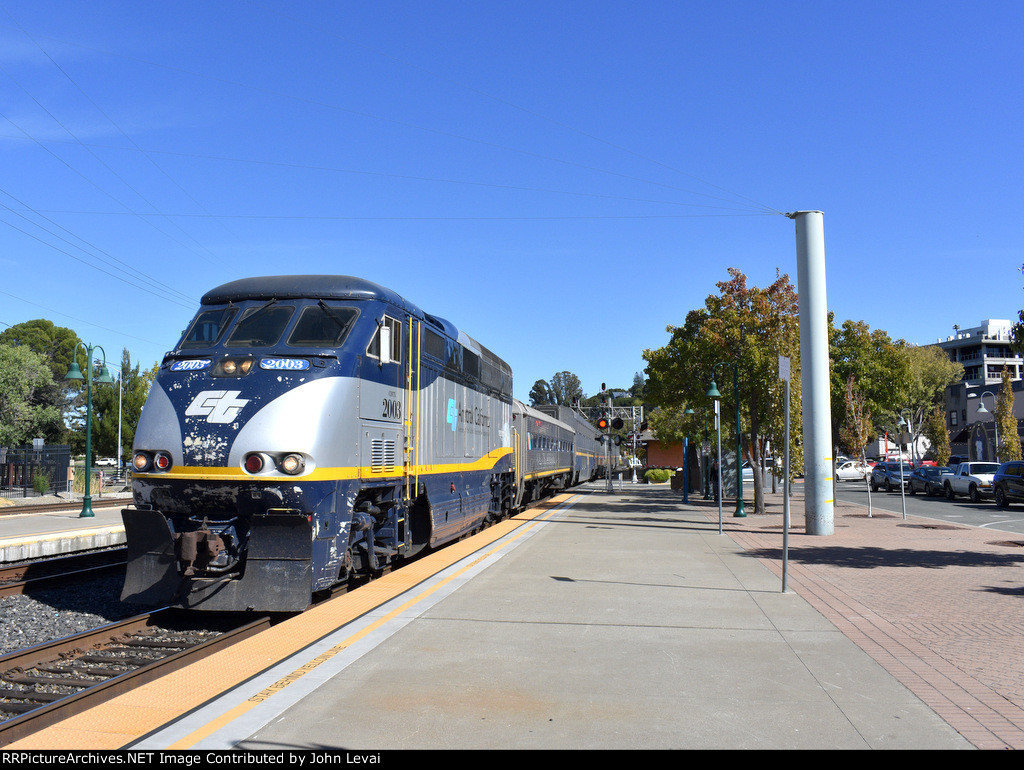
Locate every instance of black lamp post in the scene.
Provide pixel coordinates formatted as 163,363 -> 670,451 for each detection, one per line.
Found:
65,343 -> 113,518
682,407 -> 694,503
707,362 -> 745,517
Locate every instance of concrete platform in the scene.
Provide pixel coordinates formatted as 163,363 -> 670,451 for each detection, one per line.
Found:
8,484 -> 972,750
0,500 -> 128,562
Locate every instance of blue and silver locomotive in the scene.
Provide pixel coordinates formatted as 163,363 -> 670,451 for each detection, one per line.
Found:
122,276 -> 601,611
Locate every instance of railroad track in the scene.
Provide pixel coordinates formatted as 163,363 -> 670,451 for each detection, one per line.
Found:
0,549 -> 128,598
0,499 -> 128,516
0,609 -> 272,746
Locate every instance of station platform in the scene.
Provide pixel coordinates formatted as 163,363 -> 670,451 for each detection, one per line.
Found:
5,482 -> 985,750
0,497 -> 129,562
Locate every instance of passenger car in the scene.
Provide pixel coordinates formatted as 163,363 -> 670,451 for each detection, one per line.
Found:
94,457 -> 117,467
993,461 -> 1024,508
835,460 -> 871,481
870,461 -> 913,492
909,466 -> 950,496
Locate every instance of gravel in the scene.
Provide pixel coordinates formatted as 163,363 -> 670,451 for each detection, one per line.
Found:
0,574 -> 149,656
1,492 -> 144,656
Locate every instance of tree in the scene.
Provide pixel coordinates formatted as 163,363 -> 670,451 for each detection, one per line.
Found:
643,268 -> 801,514
890,345 -> 964,461
840,376 -> 873,464
0,344 -> 64,446
829,317 -> 909,454
923,405 -> 951,467
90,349 -> 159,463
548,371 -> 583,406
529,379 -> 552,406
1011,263 -> 1024,354
995,366 -> 1021,462
629,372 -> 647,400
0,319 -> 80,382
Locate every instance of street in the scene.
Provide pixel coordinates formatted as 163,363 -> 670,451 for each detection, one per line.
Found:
830,477 -> 1024,537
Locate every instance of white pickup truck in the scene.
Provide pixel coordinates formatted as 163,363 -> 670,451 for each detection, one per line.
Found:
942,462 -> 1001,502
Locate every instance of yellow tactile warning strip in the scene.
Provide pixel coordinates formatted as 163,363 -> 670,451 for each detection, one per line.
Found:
5,492 -> 582,750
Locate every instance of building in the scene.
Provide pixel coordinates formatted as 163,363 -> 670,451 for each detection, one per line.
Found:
932,320 -> 1023,460
933,319 -> 1022,386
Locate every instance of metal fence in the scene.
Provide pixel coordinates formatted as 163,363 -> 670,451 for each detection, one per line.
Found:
0,444 -> 72,500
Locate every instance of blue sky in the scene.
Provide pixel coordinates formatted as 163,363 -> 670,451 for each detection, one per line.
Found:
1,1 -> 1021,403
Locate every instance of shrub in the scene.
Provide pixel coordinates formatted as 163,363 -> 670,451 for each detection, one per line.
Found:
32,472 -> 50,495
645,468 -> 673,483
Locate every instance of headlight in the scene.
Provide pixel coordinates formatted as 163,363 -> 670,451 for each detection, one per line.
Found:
242,452 -> 307,475
212,356 -> 256,378
133,451 -> 172,472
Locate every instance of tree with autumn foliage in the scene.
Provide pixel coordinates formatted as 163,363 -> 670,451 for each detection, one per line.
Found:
643,268 -> 802,515
995,366 -> 1021,462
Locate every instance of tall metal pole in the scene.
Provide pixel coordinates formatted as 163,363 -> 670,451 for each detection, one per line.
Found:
82,350 -> 95,519
732,363 -> 744,517
65,342 -> 111,519
781,356 -> 791,592
789,210 -> 834,535
715,399 -> 723,534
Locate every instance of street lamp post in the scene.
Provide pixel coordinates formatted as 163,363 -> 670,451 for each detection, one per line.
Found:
972,391 -> 1000,462
897,410 -> 913,521
708,362 -> 745,517
64,343 -> 113,518
682,408 -> 694,504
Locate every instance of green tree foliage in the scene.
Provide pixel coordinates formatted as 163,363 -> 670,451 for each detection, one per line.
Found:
548,371 -> 583,406
840,376 -> 873,464
1011,263 -> 1024,354
0,344 -> 64,445
923,405 -> 951,467
902,345 -> 963,427
995,366 -> 1021,462
0,319 -> 80,381
529,379 -> 552,406
90,349 -> 158,463
829,317 -> 909,453
643,268 -> 801,514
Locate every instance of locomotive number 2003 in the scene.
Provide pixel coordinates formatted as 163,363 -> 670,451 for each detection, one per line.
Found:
382,398 -> 402,420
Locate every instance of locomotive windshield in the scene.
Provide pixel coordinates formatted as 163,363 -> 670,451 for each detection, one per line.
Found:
225,305 -> 294,347
287,304 -> 359,347
179,307 -> 238,349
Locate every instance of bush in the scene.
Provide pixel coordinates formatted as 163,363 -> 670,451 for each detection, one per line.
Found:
32,472 -> 50,495
644,468 -> 673,484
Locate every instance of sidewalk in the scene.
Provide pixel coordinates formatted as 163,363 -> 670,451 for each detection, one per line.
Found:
692,486 -> 1024,750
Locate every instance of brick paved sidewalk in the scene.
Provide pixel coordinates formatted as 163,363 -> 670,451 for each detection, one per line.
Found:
693,489 -> 1024,750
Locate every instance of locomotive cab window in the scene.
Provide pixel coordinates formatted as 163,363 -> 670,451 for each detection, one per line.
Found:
225,304 -> 294,347
179,307 -> 238,349
287,304 -> 359,348
367,315 -> 402,363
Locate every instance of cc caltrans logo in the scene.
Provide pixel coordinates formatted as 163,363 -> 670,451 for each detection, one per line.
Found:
185,390 -> 249,424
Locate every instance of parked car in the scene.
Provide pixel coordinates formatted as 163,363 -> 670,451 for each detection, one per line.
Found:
909,466 -> 950,496
94,457 -> 117,467
870,461 -> 914,492
835,460 -> 871,481
941,462 -> 1000,502
993,461 -> 1024,508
